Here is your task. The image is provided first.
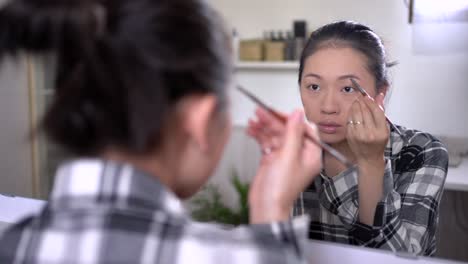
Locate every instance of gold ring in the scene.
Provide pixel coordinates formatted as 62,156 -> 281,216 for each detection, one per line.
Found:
262,147 -> 272,155
348,120 -> 363,125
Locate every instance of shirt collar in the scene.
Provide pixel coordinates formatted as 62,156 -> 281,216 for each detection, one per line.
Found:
49,159 -> 187,217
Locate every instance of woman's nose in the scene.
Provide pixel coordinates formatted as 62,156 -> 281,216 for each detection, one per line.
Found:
320,90 -> 339,115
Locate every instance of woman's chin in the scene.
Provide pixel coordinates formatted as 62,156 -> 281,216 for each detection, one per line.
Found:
319,133 -> 346,145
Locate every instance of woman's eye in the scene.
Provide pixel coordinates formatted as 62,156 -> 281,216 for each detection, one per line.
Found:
342,86 -> 355,93
306,84 -> 320,91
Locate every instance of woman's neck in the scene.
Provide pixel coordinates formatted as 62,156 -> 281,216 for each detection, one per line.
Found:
101,148 -> 178,193
323,140 -> 356,177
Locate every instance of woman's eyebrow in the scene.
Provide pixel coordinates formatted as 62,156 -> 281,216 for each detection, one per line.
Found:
338,74 -> 360,81
303,73 -> 361,81
303,73 -> 322,79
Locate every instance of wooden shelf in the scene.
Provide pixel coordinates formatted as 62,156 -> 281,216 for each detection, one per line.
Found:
235,61 -> 299,70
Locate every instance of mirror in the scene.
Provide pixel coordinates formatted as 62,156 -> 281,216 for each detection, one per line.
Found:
206,0 -> 468,262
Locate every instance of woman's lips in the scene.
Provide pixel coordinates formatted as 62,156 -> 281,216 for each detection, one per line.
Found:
318,121 -> 342,134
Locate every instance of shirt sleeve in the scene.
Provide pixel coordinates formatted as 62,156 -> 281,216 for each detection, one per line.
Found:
319,138 -> 448,255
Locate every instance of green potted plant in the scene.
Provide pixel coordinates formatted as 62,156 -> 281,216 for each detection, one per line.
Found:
191,170 -> 249,226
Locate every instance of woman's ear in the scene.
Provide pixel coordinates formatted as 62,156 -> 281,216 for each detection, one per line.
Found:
179,94 -> 218,153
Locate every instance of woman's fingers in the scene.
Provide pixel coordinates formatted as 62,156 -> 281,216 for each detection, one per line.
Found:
346,104 -> 356,144
268,110 -> 322,201
362,95 -> 386,129
302,121 -> 322,173
248,107 -> 288,153
255,107 -> 285,134
247,117 -> 283,154
350,99 -> 364,125
348,99 -> 367,140
359,99 -> 376,131
281,110 -> 305,164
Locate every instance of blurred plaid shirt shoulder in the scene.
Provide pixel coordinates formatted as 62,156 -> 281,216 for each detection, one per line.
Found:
0,159 -> 310,264
293,125 -> 448,256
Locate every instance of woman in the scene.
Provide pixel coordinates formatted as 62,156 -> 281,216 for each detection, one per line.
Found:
248,21 -> 448,256
0,0 -> 322,263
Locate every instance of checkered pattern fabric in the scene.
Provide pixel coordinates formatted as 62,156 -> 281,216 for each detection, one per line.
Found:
0,159 -> 310,264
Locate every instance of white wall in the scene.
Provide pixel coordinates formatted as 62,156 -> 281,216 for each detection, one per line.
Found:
210,0 -> 468,137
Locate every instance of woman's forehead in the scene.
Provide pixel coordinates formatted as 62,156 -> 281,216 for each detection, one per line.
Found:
302,47 -> 371,81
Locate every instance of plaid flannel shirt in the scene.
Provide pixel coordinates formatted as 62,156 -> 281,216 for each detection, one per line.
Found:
0,159 -> 310,264
293,125 -> 448,256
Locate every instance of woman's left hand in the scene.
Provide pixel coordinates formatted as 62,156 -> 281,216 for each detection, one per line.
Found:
346,93 -> 389,165
347,93 -> 390,225
247,109 -> 323,223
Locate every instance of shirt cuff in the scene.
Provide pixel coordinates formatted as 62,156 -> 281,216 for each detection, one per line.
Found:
268,215 -> 310,259
349,221 -> 380,245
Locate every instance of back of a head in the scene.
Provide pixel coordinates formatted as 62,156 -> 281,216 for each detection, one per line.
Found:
0,0 -> 232,156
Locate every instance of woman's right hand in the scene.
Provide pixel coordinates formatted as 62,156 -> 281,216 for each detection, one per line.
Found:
247,108 -> 322,224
